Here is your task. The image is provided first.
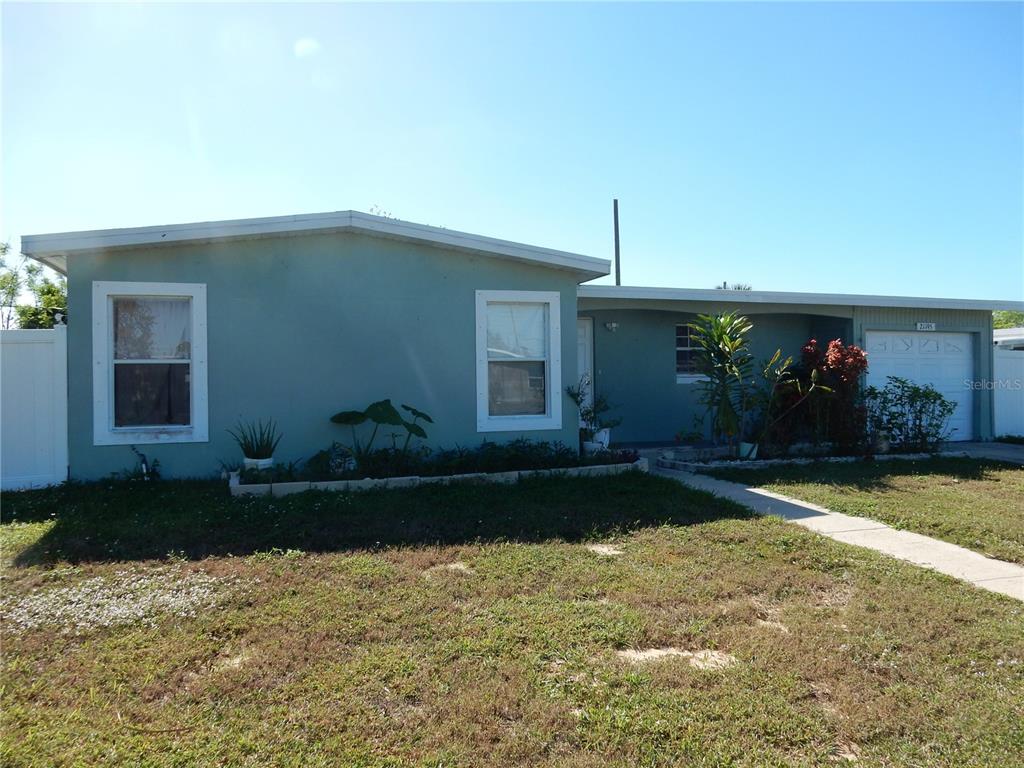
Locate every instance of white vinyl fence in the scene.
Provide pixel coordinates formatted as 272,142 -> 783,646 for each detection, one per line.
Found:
994,346 -> 1024,437
1,324 -> 68,490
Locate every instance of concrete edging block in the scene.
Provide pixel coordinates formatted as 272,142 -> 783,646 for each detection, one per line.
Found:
310,480 -> 350,492
518,468 -> 552,480
347,478 -> 388,492
232,483 -> 271,497
446,473 -> 488,484
657,450 -> 960,474
417,475 -> 450,485
234,459 -> 647,497
271,481 -> 311,497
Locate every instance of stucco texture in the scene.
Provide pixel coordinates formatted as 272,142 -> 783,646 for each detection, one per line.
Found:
67,232 -> 582,479
579,301 -> 994,444
580,309 -> 848,444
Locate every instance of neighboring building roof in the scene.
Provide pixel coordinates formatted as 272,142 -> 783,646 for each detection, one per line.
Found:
21,210 -> 611,282
994,327 -> 1024,347
578,285 -> 1024,312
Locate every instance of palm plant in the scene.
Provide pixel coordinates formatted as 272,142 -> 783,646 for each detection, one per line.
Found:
688,313 -> 753,452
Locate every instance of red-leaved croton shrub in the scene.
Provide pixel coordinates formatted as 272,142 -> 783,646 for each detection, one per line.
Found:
800,338 -> 825,371
825,340 -> 868,387
786,338 -> 869,451
801,338 -> 868,386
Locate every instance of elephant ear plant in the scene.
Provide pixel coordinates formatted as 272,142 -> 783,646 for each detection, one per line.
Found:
330,399 -> 433,469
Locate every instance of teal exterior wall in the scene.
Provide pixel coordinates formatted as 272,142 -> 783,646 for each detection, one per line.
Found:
579,307 -> 849,444
851,306 -> 995,440
577,299 -> 995,444
66,232 -> 582,479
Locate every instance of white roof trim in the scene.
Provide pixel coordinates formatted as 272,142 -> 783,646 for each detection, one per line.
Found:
994,327 -> 1024,345
577,285 -> 1024,312
21,210 -> 610,281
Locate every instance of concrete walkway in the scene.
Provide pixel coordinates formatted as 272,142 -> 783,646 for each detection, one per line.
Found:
954,441 -> 1024,466
655,467 -> 1024,601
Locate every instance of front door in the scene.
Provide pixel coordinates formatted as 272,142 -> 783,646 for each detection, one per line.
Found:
576,318 -> 594,425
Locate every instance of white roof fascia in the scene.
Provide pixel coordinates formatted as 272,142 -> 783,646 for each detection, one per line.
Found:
577,285 -> 1024,313
21,210 -> 610,281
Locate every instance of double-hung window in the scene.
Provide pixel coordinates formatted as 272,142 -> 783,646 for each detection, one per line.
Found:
476,290 -> 562,432
92,282 -> 208,445
675,324 -> 704,382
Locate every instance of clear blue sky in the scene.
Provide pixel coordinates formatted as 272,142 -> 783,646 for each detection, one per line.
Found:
3,2 -> 1022,299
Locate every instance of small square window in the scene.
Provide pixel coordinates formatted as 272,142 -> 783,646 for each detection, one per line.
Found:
676,324 -> 701,377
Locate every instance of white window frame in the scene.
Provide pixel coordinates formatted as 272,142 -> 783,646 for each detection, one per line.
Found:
675,323 -> 707,383
92,281 -> 208,446
476,290 -> 562,432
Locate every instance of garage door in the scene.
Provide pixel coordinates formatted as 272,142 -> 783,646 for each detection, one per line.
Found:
864,331 -> 974,441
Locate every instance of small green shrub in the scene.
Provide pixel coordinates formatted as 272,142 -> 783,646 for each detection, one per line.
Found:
303,442 -> 355,479
864,376 -> 956,452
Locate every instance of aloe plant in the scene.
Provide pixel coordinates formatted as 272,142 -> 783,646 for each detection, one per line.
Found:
227,419 -> 282,459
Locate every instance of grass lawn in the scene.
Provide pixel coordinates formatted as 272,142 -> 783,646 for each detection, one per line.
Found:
2,473 -> 1022,767
709,458 -> 1024,565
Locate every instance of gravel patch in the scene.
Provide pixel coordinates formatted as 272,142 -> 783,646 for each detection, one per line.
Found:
1,567 -> 237,632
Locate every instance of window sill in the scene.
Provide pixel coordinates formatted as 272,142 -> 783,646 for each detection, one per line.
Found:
94,426 -> 208,446
676,374 -> 709,384
477,415 -> 563,433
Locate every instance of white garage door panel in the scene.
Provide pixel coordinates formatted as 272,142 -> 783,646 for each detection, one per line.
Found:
865,331 -> 974,441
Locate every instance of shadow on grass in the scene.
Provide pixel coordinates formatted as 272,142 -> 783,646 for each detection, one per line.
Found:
708,456 -> 1016,492
5,473 -> 752,566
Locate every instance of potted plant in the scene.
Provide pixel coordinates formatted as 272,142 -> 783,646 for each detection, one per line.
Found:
738,419 -> 760,460
566,376 -> 622,454
228,419 -> 282,470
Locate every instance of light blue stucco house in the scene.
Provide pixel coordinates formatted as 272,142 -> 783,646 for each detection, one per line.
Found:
21,210 -> 1022,480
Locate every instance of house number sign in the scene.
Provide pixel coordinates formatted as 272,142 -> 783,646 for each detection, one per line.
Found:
916,322 -> 936,331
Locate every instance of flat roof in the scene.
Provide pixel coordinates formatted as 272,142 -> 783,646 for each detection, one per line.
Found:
21,210 -> 611,282
577,285 -> 1024,312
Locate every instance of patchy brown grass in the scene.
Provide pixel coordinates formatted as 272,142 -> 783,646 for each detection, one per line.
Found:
710,457 -> 1024,563
1,474 -> 1022,767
